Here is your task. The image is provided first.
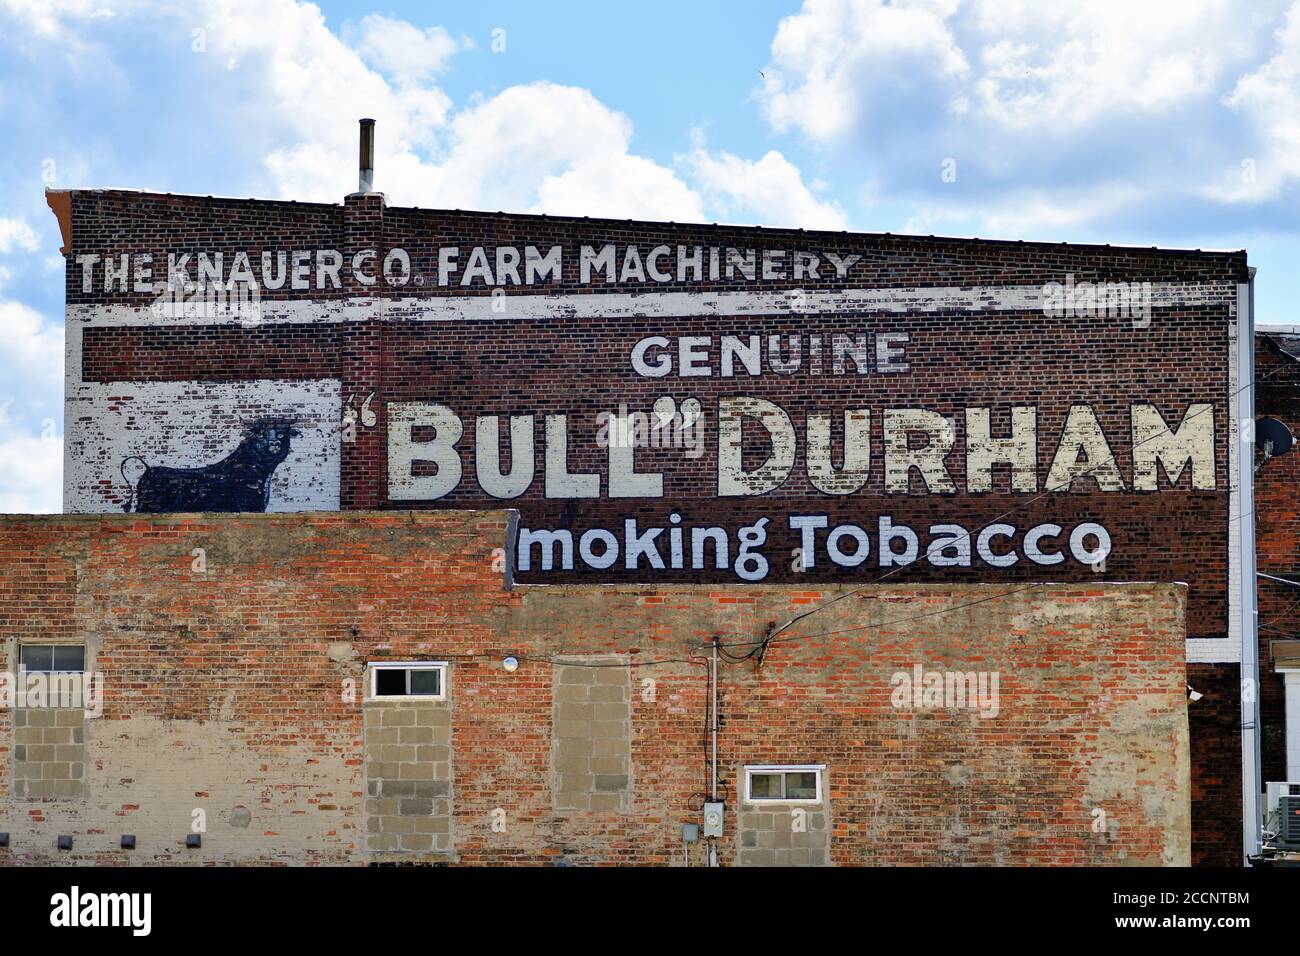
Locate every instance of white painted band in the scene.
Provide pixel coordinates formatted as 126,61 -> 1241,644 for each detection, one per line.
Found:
68,281 -> 1231,328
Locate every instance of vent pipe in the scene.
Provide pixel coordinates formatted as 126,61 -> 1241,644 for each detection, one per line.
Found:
358,118 -> 376,193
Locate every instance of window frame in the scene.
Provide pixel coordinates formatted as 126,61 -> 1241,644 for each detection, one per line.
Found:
17,643 -> 87,675
743,764 -> 825,804
366,661 -> 448,701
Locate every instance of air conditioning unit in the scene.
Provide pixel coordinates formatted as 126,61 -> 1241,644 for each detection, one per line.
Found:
1279,797 -> 1300,850
1263,782 -> 1300,850
1265,781 -> 1300,814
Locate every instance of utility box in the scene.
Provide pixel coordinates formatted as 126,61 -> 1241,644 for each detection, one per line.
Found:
703,802 -> 724,838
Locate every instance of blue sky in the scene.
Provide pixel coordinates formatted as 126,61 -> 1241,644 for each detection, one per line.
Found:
1,0 -> 1298,511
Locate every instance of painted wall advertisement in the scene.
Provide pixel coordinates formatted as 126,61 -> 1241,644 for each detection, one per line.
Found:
67,239 -> 1232,604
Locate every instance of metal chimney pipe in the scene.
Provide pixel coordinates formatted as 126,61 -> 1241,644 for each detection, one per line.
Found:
358,118 -> 375,193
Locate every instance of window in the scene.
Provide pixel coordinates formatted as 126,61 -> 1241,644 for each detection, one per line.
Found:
19,644 -> 85,674
744,765 -> 824,803
367,662 -> 446,700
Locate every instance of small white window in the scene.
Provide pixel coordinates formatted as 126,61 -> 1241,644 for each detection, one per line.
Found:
367,661 -> 447,700
744,764 -> 824,803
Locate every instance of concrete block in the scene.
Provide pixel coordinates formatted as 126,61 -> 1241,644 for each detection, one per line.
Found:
399,725 -> 434,745
553,720 -> 591,739
556,737 -> 593,757
400,833 -> 433,852
554,756 -> 591,774
559,774 -> 594,794
398,762 -> 435,780
590,720 -> 628,739
590,757 -> 627,775
589,793 -> 624,812
592,702 -> 628,721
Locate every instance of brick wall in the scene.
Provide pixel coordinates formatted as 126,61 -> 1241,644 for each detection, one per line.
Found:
49,188 -> 1240,862
59,191 -> 1240,629
0,512 -> 1189,866
1255,334 -> 1300,792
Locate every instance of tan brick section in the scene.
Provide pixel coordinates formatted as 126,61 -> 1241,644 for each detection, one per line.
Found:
364,701 -> 453,857
552,660 -> 632,812
0,512 -> 1190,865
13,709 -> 85,801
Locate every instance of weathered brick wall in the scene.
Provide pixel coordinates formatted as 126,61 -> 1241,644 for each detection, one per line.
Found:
0,512 -> 1189,866
59,191 -> 1240,631
49,188 -> 1239,861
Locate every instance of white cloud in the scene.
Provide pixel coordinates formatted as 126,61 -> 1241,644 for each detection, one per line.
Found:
0,301 -> 64,513
192,2 -> 710,220
198,0 -> 454,201
762,0 -> 1264,142
184,3 -> 712,221
903,183 -> 1147,237
1223,1 -> 1300,200
0,0 -> 114,40
0,217 -> 40,254
682,134 -> 848,229
967,0 -> 1250,129
413,83 -> 705,220
5,0 -> 837,229
0,299 -> 64,398
0,426 -> 62,513
353,13 -> 463,84
757,0 -> 1297,239
760,0 -> 968,142
535,153 -> 706,223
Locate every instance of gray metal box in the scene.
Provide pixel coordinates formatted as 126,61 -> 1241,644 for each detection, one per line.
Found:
703,801 -> 724,838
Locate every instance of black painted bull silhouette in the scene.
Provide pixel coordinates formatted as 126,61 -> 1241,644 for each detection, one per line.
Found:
121,417 -> 301,513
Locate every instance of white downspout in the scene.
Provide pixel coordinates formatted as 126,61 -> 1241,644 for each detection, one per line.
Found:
1239,268 -> 1261,863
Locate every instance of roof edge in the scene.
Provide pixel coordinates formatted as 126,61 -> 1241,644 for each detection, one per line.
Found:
45,187 -> 71,256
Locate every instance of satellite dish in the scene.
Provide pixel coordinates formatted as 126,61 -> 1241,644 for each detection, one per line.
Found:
1256,417 -> 1294,458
